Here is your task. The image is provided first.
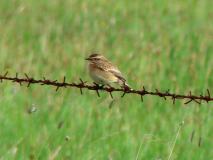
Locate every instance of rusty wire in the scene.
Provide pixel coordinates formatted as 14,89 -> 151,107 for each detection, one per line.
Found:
0,72 -> 212,104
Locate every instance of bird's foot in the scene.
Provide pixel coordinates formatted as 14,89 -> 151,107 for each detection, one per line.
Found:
93,82 -> 104,89
106,84 -> 113,89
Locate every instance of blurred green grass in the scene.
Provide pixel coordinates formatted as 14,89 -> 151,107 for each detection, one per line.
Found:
0,0 -> 212,159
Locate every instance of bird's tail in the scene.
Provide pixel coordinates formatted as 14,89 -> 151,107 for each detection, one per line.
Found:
118,79 -> 132,90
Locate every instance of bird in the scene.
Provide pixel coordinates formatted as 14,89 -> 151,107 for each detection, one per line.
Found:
85,53 -> 130,89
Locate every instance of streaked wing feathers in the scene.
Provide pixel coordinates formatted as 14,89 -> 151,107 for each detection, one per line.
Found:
92,59 -> 126,82
108,69 -> 126,82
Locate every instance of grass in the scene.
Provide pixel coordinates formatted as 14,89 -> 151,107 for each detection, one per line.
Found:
0,0 -> 212,159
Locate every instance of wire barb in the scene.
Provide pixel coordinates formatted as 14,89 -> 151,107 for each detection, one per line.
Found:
0,73 -> 212,104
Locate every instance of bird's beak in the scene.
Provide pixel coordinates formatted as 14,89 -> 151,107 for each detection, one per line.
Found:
85,57 -> 91,61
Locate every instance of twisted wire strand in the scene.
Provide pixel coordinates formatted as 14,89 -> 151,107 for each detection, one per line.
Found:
0,72 -> 212,104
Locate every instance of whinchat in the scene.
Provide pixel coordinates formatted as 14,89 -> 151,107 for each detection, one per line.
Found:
85,53 -> 130,89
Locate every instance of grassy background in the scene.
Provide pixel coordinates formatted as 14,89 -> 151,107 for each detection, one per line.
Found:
0,0 -> 212,159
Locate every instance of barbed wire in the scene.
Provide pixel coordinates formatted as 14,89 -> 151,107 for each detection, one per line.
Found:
0,72 -> 212,104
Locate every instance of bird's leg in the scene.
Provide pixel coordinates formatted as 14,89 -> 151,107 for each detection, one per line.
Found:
99,84 -> 105,89
106,84 -> 113,89
93,82 -> 99,86
93,82 -> 104,89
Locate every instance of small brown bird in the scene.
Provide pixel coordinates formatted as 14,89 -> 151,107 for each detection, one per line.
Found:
85,53 -> 130,88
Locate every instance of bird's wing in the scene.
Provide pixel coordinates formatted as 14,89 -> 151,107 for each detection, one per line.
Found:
94,60 -> 126,82
108,68 -> 126,82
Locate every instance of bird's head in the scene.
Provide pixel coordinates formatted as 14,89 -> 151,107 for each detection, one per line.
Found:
85,53 -> 106,61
